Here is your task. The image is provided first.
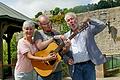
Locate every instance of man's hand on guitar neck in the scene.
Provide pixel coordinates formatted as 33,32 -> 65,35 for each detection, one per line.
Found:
53,35 -> 62,39
53,35 -> 71,54
62,39 -> 71,53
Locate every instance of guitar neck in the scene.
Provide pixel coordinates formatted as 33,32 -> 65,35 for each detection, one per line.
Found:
54,24 -> 88,56
54,42 -> 64,53
69,25 -> 88,40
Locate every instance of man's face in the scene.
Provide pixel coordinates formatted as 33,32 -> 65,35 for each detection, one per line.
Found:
66,15 -> 78,31
39,17 -> 52,32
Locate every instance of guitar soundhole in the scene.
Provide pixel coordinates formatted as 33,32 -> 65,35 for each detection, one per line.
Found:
49,60 -> 56,65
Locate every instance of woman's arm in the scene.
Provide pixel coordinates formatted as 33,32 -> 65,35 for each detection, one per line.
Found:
25,51 -> 57,61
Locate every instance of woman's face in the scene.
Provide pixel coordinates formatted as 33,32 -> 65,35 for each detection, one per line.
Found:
23,26 -> 34,38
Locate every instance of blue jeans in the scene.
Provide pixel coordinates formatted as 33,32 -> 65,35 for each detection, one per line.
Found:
72,60 -> 96,80
37,71 -> 62,80
14,70 -> 37,80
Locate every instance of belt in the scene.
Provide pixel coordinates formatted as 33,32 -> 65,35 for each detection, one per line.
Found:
75,60 -> 91,65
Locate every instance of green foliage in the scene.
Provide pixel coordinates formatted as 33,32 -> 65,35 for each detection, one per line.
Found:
10,34 -> 17,61
3,40 -> 8,64
49,11 -> 69,34
3,34 -> 17,64
50,10 -> 54,15
50,13 -> 65,24
115,0 -> 120,6
60,22 -> 70,34
72,5 -> 88,13
63,8 -> 69,14
50,7 -> 62,15
35,12 -> 43,18
68,0 -> 120,13
98,0 -> 111,9
32,18 -> 39,22
61,61 -> 70,77
54,7 -> 62,15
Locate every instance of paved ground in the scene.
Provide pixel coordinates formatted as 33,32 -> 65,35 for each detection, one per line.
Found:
97,77 -> 120,80
2,73 -> 120,80
63,77 -> 120,80
0,77 -> 120,80
64,73 -> 120,80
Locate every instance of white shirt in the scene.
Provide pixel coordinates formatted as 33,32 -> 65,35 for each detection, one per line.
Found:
71,30 -> 90,64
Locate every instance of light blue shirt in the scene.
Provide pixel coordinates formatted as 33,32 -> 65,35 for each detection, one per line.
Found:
71,30 -> 90,64
64,18 -> 107,65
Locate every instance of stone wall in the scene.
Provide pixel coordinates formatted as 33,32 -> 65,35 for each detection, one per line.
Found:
74,7 -> 120,78
77,7 -> 120,55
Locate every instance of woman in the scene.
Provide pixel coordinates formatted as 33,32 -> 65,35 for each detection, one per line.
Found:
14,20 -> 56,80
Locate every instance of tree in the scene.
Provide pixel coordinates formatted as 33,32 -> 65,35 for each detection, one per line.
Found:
54,7 -> 62,15
72,5 -> 88,13
50,10 -> 54,15
3,33 -> 18,64
115,0 -> 120,6
62,8 -> 69,14
35,12 -> 42,18
3,40 -> 8,64
97,0 -> 111,9
10,34 -> 17,62
93,4 -> 98,10
107,0 -> 117,7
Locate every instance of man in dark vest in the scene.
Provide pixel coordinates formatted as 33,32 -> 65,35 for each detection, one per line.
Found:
34,15 -> 70,80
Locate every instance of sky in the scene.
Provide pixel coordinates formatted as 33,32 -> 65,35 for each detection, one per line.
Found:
0,0 -> 100,18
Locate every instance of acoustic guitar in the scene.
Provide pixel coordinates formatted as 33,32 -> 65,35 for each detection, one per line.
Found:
32,24 -> 88,77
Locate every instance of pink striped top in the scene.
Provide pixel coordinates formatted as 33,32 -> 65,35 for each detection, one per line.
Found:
15,38 -> 38,73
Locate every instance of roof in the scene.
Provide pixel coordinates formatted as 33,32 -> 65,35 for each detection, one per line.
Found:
0,2 -> 36,34
0,2 -> 31,21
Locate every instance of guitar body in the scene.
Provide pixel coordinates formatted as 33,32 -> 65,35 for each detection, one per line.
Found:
31,42 -> 61,77
32,25 -> 88,77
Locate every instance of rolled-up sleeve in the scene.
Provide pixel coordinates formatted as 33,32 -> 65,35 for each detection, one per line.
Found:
17,39 -> 30,55
34,30 -> 43,41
